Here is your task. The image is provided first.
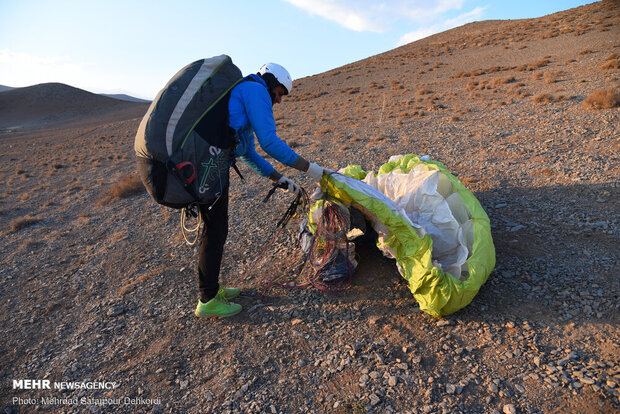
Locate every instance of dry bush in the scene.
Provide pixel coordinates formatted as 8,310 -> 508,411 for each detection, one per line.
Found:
98,174 -> 144,206
466,80 -> 479,90
109,175 -> 144,199
491,76 -> 516,86
543,72 -> 558,84
534,168 -> 555,177
7,215 -> 40,234
581,87 -> 620,110
599,59 -> 619,70
517,59 -> 551,72
390,80 -> 403,90
532,94 -> 555,104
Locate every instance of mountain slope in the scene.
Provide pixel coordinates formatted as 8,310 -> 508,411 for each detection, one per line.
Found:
0,82 -> 149,129
100,93 -> 151,103
0,1 -> 618,414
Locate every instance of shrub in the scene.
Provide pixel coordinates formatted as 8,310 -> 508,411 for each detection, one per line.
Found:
109,175 -> 144,199
98,174 -> 144,205
582,87 -> 620,110
491,76 -> 516,86
8,216 -> 40,233
599,59 -> 619,70
543,72 -> 558,84
532,94 -> 554,104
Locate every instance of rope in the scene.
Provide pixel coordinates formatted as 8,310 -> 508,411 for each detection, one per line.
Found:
180,204 -> 201,246
238,194 -> 355,298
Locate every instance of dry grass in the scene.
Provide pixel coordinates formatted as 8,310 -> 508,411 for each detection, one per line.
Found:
97,174 -> 144,206
490,76 -> 516,86
599,59 -> 619,70
516,59 -> 551,72
117,265 -> 166,296
543,72 -> 559,84
532,93 -> 568,104
7,215 -> 40,234
581,87 -> 620,109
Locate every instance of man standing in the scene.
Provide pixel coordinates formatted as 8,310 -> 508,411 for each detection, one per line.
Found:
195,62 -> 329,318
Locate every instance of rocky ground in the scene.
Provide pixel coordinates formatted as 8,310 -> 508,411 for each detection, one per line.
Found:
1,1 -> 619,413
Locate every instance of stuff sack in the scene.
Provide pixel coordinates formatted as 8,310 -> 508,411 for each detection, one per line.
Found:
135,55 -> 243,209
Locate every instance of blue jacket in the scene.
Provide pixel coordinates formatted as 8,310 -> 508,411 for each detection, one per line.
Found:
228,74 -> 299,177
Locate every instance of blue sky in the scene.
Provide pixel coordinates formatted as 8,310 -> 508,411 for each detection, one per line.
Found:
0,0 -> 595,99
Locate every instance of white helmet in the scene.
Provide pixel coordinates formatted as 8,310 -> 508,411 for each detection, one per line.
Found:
259,62 -> 292,94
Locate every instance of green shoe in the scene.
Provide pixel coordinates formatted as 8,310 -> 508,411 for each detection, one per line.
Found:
221,287 -> 240,300
195,292 -> 242,318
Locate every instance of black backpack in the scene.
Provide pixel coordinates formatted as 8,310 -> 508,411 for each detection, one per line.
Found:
135,55 -> 242,209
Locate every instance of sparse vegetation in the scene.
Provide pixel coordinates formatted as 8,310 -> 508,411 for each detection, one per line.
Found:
7,215 -> 40,233
543,71 -> 558,84
599,59 -> 619,70
97,174 -> 144,205
532,93 -> 568,104
582,87 -> 620,109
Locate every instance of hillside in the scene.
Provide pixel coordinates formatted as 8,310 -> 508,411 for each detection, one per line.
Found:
0,1 -> 618,413
100,93 -> 152,103
0,82 -> 149,130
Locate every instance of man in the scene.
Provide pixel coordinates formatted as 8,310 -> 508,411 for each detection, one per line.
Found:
194,62 -> 329,318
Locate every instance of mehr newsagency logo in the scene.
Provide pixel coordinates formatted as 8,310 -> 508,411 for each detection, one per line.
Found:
13,379 -> 119,390
11,379 -> 161,407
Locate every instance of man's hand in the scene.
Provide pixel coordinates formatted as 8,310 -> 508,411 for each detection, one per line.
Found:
306,163 -> 333,180
277,176 -> 300,194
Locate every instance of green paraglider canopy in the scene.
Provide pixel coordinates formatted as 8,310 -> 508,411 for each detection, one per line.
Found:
310,154 -> 495,317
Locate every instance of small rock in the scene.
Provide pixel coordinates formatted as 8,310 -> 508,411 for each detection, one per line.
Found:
107,304 -> 126,317
369,393 -> 381,406
388,376 -> 397,387
503,404 -> 517,414
446,384 -> 456,394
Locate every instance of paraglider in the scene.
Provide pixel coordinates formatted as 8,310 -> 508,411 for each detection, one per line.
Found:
307,154 -> 495,317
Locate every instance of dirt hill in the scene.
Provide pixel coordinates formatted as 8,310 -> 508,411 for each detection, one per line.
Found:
0,82 -> 149,130
0,1 -> 618,413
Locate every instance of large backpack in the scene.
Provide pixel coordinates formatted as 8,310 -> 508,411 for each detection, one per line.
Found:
135,55 -> 243,209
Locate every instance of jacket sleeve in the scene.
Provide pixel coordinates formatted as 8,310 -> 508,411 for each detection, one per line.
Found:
239,134 -> 276,178
244,85 -> 299,167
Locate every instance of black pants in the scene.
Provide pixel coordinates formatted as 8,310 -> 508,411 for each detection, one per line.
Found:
198,187 -> 229,302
